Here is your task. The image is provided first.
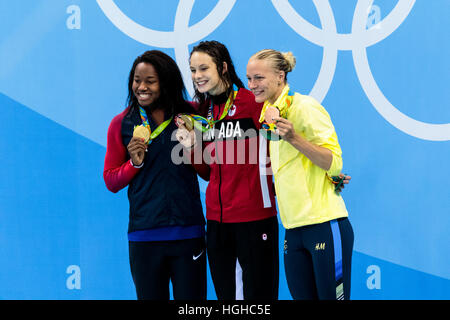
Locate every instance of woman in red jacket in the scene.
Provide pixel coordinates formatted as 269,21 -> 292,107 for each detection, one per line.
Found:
177,41 -> 279,300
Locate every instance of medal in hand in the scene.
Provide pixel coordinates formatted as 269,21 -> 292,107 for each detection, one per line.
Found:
133,125 -> 151,144
175,114 -> 194,131
264,106 -> 280,131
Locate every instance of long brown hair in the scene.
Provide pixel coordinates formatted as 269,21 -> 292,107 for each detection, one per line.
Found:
190,41 -> 244,115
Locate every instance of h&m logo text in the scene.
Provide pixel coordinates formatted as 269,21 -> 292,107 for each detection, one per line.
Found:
315,242 -> 326,251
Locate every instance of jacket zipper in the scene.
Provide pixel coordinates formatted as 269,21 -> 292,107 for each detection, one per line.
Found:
216,102 -> 224,223
218,162 -> 223,223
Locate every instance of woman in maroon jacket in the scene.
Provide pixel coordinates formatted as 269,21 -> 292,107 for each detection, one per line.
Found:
177,41 -> 279,300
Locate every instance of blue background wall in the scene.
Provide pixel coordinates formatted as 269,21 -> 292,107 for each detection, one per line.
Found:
0,0 -> 448,299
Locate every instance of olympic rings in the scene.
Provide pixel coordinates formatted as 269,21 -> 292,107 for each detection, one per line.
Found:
97,0 -> 450,141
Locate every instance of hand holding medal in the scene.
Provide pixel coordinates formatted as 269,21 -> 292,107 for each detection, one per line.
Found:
261,106 -> 282,141
175,114 -> 197,149
133,125 -> 151,144
264,106 -> 280,130
272,116 -> 296,142
259,86 -> 294,141
128,128 -> 149,167
128,107 -> 173,167
175,114 -> 194,131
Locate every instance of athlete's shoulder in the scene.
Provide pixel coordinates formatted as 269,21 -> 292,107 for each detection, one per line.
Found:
291,93 -> 332,125
235,87 -> 262,108
236,87 -> 254,100
188,100 -> 200,111
293,92 -> 316,104
292,93 -> 324,111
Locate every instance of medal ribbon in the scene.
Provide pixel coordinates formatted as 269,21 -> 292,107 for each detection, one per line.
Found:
259,84 -> 294,125
327,174 -> 346,192
175,84 -> 239,133
259,84 -> 294,141
139,106 -> 172,144
208,84 -> 239,124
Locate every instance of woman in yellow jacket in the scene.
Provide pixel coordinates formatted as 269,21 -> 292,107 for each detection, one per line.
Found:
246,49 -> 354,300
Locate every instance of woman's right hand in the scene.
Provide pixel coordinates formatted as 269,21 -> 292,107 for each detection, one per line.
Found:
127,137 -> 147,166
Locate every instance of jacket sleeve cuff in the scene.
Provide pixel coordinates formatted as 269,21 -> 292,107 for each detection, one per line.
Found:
129,159 -> 144,169
326,153 -> 342,177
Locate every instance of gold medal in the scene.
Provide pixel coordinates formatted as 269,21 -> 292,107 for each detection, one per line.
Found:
133,125 -> 151,144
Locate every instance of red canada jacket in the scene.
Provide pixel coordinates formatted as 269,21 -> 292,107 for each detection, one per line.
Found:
191,88 -> 277,223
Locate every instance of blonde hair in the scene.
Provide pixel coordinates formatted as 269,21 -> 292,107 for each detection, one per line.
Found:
250,49 -> 296,80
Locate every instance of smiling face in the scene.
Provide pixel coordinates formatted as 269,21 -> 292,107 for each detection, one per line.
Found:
190,51 -> 227,96
246,58 -> 285,104
132,62 -> 160,107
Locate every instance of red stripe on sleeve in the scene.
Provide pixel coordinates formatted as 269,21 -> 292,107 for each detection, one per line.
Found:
103,108 -> 140,193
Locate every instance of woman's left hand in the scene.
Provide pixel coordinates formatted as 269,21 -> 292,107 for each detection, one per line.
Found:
273,117 -> 296,142
335,173 -> 352,193
175,124 -> 196,149
341,173 -> 351,185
